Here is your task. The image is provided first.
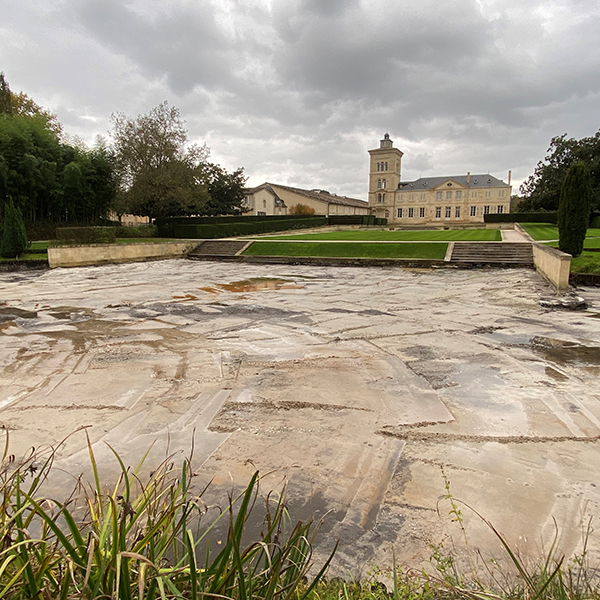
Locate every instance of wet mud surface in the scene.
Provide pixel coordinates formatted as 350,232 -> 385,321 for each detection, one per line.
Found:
1,261 -> 600,575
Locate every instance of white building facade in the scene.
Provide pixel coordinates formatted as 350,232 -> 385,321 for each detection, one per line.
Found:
368,134 -> 512,225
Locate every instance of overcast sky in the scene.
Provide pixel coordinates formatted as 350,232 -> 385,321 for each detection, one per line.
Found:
2,0 -> 599,199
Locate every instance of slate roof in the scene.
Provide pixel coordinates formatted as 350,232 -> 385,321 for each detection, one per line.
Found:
265,182 -> 368,208
397,174 -> 510,190
244,183 -> 286,206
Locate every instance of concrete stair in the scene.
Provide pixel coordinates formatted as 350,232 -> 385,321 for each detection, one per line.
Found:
451,242 -> 533,265
188,240 -> 250,257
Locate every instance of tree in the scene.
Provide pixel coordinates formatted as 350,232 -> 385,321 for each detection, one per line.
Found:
519,131 -> 600,212
111,102 -> 209,219
289,203 -> 315,215
0,72 -> 12,115
0,198 -> 28,258
558,161 -> 592,257
203,163 -> 247,216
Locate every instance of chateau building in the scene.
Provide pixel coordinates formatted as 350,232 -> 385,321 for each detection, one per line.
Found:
243,182 -> 369,216
368,134 -> 511,224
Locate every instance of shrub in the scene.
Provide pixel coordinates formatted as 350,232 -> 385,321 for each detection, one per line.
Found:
173,217 -> 327,238
558,162 -> 592,256
115,224 -> 158,238
484,212 -> 558,224
56,226 -> 117,244
290,203 -> 316,215
0,198 -> 28,258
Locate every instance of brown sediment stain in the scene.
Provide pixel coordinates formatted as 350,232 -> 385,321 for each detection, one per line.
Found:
6,404 -> 126,411
199,278 -> 304,294
220,399 -> 373,413
379,429 -> 600,444
171,294 -> 199,301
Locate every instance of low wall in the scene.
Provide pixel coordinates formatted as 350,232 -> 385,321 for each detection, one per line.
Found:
532,243 -> 571,291
48,241 -> 197,268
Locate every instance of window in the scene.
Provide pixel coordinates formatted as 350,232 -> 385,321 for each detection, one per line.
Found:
470,206 -> 476,216
435,207 -> 441,218
382,179 -> 386,188
397,208 -> 403,218
263,199 -> 267,208
436,192 -> 443,200
446,191 -> 452,200
484,190 -> 491,198
499,189 -> 506,197
419,207 -> 425,218
484,205 -> 490,214
257,211 -> 266,216
497,205 -> 504,214
445,206 -> 451,218
385,162 -> 388,171
377,179 -> 381,188
377,193 -> 384,203
385,210 -> 390,218
377,162 -> 380,171
242,195 -> 249,205
471,191 -> 477,198
408,207 -> 414,218
455,206 -> 460,218
455,191 -> 462,199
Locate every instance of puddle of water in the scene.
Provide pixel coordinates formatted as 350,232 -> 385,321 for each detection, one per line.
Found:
199,278 -> 304,294
531,336 -> 600,367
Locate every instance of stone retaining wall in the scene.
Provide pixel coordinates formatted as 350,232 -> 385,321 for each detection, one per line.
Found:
532,243 -> 571,291
48,242 -> 197,268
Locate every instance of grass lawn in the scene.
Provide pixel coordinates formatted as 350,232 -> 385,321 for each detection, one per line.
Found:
570,251 -> 600,274
243,241 -> 448,259
521,223 -> 600,241
255,229 -> 500,241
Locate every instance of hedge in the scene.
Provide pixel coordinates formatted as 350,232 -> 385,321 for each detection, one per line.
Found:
484,212 -> 558,224
156,214 -> 323,236
56,227 -> 117,244
173,217 -> 328,239
328,215 -> 387,226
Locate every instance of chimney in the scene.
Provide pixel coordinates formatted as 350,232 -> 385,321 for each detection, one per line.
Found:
466,172 -> 471,183
508,170 -> 512,185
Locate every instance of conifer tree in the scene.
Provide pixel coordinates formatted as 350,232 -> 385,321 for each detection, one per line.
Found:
0,72 -> 12,115
558,161 -> 592,256
0,198 -> 28,258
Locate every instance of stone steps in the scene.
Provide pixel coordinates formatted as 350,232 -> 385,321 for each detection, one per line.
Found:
451,242 -> 533,264
188,240 -> 250,257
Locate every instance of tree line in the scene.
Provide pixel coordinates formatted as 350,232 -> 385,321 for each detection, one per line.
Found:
0,73 -> 247,237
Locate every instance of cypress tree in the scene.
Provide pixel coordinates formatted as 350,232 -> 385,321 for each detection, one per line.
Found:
0,199 -> 28,258
558,161 -> 592,257
0,73 -> 12,115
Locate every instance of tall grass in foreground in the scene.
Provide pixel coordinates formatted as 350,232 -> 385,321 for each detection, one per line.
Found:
0,431 -> 334,599
2,430 -> 600,600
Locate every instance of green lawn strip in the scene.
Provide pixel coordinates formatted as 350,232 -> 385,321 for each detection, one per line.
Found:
546,238 -> 600,250
243,241 -> 448,259
521,223 -> 600,241
0,254 -> 48,262
252,229 -> 501,242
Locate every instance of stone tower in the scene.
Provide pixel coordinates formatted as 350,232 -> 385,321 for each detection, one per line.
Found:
368,134 -> 403,211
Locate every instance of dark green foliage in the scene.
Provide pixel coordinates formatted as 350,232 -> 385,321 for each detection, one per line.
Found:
328,215 -> 387,225
0,72 -> 12,115
558,162 -> 592,256
484,212 -> 558,224
590,215 -> 600,229
56,226 -> 117,245
520,131 -> 600,212
115,224 -> 158,238
203,163 -> 247,216
0,198 -> 28,257
173,217 -> 327,238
